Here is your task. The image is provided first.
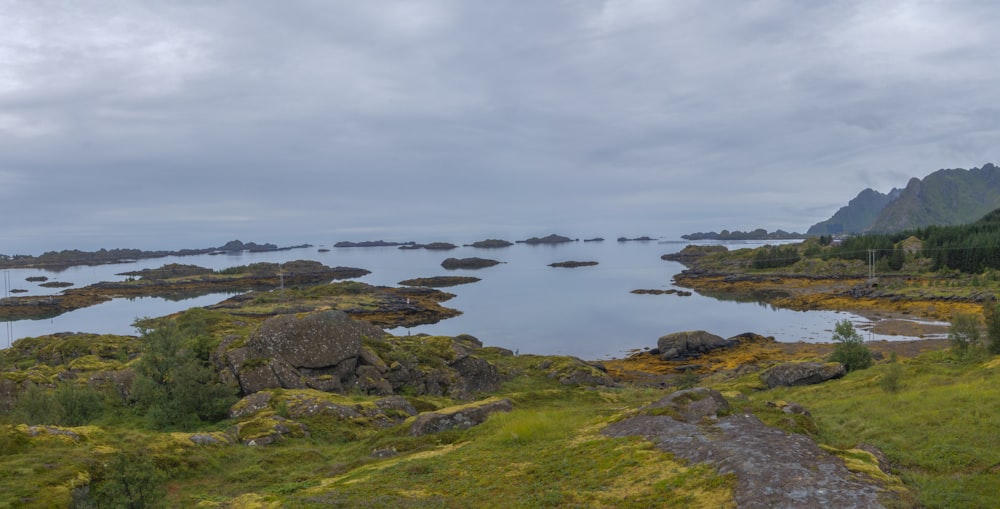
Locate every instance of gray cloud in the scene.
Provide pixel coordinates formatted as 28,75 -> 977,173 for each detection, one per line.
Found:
2,1 -> 999,252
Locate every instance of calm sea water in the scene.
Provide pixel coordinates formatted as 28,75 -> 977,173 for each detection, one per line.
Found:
2,240 -> 926,359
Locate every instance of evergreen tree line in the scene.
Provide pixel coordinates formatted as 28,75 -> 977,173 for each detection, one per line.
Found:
823,208 -> 1000,274
752,244 -> 801,269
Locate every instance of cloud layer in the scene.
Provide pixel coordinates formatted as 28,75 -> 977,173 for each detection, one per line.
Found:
2,1 -> 998,252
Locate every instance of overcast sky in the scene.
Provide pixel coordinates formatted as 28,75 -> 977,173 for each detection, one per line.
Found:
2,1 -> 998,253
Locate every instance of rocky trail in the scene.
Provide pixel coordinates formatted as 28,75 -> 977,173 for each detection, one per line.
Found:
603,388 -> 890,508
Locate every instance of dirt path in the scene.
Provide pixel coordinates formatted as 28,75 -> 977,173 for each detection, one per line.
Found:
605,412 -> 886,508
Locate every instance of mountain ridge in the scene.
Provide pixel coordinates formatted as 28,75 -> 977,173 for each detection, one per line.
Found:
807,163 -> 1000,234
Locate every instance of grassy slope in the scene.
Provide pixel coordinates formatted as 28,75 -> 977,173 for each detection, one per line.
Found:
708,350 -> 1000,508
0,367 -> 736,508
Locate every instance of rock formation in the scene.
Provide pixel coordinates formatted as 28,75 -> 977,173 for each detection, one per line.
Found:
215,312 -> 505,400
760,361 -> 847,388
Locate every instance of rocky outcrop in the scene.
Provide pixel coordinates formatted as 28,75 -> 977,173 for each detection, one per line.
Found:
657,331 -> 735,361
441,257 -> 501,270
216,312 -> 505,400
400,242 -> 458,250
536,356 -> 618,387
641,387 -> 730,423
334,240 -> 416,248
631,289 -> 692,296
661,244 -> 728,263
604,391 -> 886,509
409,398 -> 513,436
548,261 -> 598,268
761,362 -> 847,388
517,234 -> 575,245
233,414 -> 309,446
218,311 -> 385,395
468,239 -> 513,248
398,276 -> 481,288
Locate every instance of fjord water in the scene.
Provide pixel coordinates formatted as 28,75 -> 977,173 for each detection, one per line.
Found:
3,240 -> 902,359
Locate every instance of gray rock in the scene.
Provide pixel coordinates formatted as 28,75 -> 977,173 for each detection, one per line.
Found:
375,396 -> 418,417
449,355 -> 503,398
358,346 -> 389,372
657,330 -> 733,360
286,396 -> 362,419
189,433 -> 232,446
761,362 -> 846,388
409,398 -> 513,436
354,365 -> 393,395
229,391 -> 274,419
643,387 -> 730,423
248,311 -> 380,369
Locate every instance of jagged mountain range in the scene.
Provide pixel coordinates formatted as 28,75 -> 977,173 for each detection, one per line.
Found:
807,163 -> 1000,235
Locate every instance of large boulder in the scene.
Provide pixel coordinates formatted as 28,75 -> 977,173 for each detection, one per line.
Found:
247,311 -> 380,369
409,398 -> 513,436
657,331 -> 733,361
761,362 -> 846,388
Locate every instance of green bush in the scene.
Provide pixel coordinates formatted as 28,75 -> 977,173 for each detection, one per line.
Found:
86,450 -> 164,509
132,324 -> 237,430
54,383 -> 104,426
11,383 -> 62,425
879,353 -> 902,393
828,320 -> 873,372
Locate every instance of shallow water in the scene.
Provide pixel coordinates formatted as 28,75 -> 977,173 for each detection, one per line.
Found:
1,239 -> 922,358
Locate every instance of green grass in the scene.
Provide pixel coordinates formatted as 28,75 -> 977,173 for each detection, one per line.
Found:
5,317 -> 1000,507
716,351 -> 1000,508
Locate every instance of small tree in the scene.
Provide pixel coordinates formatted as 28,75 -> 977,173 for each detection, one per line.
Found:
829,320 -> 873,372
131,324 -> 236,430
949,313 -> 983,360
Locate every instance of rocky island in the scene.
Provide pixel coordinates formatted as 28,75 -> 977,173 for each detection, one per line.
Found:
548,261 -> 598,268
398,276 -> 482,288
516,234 -> 575,244
440,257 -> 502,270
466,239 -> 514,248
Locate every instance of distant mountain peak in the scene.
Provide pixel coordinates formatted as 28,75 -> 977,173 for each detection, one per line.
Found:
808,163 -> 1000,235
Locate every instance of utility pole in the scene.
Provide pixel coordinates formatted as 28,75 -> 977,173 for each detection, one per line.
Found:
3,270 -> 10,348
867,249 -> 876,282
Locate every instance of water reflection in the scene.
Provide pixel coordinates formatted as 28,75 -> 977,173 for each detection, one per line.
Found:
1,240 -> 946,358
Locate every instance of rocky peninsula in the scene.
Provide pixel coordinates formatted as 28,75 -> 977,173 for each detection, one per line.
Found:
0,240 -> 311,270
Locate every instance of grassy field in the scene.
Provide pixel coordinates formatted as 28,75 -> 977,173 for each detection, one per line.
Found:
2,308 -> 999,507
